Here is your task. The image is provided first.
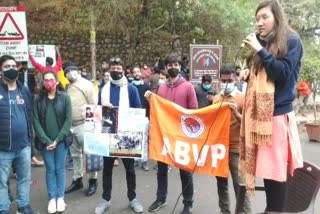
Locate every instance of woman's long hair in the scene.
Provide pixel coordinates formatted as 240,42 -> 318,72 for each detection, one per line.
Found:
39,70 -> 63,98
248,0 -> 292,72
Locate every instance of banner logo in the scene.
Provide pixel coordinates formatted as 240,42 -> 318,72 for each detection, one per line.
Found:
181,115 -> 205,138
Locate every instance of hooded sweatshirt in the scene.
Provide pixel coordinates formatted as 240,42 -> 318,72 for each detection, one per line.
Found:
157,77 -> 198,109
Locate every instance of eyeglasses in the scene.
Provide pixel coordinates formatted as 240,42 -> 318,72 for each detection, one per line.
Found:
110,57 -> 121,63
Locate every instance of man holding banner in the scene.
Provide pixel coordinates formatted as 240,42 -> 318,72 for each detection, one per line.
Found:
211,65 -> 251,214
145,54 -> 198,214
95,57 -> 143,214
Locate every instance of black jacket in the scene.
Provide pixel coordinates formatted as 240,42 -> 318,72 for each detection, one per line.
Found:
0,80 -> 33,151
33,91 -> 72,150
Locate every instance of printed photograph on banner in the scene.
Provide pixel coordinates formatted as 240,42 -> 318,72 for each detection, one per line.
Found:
109,131 -> 143,158
83,132 -> 109,157
84,105 -> 102,133
102,106 -> 118,134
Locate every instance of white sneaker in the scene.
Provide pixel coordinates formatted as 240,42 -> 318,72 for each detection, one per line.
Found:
57,197 -> 66,212
129,198 -> 143,213
95,199 -> 111,214
48,199 -> 56,214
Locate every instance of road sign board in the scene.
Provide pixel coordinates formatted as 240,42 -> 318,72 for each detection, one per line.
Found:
0,6 -> 28,61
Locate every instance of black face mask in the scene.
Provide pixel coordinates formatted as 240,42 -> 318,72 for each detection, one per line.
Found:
167,68 -> 180,78
110,71 -> 123,80
2,68 -> 18,81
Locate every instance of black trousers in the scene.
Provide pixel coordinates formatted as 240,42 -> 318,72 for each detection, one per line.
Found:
264,179 -> 288,212
156,161 -> 193,207
102,157 -> 136,201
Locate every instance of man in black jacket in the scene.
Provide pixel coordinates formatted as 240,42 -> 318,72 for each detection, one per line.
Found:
0,55 -> 34,214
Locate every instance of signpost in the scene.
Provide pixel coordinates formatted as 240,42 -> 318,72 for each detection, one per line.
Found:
0,6 -> 28,61
190,44 -> 222,83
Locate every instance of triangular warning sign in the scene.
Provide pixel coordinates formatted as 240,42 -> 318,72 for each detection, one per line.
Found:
0,13 -> 24,40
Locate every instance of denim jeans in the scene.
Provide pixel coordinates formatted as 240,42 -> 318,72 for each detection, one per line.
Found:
156,161 -> 193,207
0,146 -> 31,211
42,142 -> 68,200
102,157 -> 136,201
216,152 -> 251,214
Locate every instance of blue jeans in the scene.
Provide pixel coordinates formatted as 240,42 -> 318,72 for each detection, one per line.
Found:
0,146 -> 31,211
42,142 -> 68,200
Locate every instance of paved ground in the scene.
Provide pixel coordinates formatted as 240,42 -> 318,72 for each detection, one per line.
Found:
8,112 -> 320,214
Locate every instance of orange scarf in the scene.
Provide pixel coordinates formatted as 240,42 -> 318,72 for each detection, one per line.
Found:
239,67 -> 275,191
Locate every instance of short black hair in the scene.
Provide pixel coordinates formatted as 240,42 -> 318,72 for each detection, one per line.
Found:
201,74 -> 212,83
219,64 -> 236,75
164,54 -> 179,66
0,55 -> 15,68
46,57 -> 54,66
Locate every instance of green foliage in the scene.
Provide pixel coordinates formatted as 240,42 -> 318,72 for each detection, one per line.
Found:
21,0 -> 320,64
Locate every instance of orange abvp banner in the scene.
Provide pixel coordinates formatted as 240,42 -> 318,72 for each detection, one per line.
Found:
149,95 -> 231,177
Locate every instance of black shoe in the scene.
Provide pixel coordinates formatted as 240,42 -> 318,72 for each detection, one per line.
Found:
17,205 -> 34,214
148,200 -> 167,212
65,177 -> 83,194
86,178 -> 97,196
181,205 -> 192,214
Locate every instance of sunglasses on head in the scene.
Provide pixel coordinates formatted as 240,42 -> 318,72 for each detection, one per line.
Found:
110,57 -> 121,63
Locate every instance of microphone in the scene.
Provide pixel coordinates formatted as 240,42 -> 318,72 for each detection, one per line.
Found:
240,32 -> 260,49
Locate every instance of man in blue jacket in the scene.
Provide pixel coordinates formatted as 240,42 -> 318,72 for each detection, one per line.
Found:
0,55 -> 34,214
95,57 -> 143,214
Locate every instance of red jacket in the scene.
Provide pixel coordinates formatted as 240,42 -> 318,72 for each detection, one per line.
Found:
157,77 -> 198,109
296,81 -> 311,96
29,55 -> 62,73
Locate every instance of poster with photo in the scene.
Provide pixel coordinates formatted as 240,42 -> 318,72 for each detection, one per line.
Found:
102,107 -> 118,134
84,105 -> 102,133
84,107 -> 148,159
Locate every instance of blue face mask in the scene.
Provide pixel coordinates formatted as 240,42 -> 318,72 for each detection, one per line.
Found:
158,79 -> 165,86
128,77 -> 134,82
202,84 -> 211,91
132,80 -> 143,86
220,83 -> 235,94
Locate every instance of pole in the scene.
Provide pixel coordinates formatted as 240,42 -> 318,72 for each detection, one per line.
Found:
90,3 -> 97,80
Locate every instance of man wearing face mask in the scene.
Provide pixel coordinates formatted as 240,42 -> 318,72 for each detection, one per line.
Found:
194,74 -> 216,108
145,54 -> 198,214
0,55 -> 34,214
211,64 -> 251,214
95,57 -> 143,214
62,62 -> 99,197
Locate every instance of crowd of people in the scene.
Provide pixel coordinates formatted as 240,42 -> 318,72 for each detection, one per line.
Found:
0,1 -> 305,214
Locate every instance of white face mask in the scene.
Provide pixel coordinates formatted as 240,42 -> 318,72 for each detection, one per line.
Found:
158,79 -> 165,85
220,82 -> 235,94
66,70 -> 79,82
